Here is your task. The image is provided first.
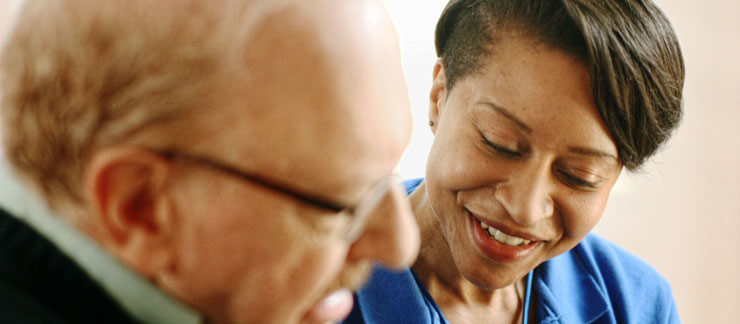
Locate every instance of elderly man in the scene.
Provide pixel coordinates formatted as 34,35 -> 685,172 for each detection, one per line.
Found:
0,0 -> 419,323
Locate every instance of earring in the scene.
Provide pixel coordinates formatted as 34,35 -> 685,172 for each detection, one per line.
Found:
429,121 -> 434,127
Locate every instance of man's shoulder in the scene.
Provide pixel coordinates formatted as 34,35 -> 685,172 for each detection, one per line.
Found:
540,233 -> 679,323
0,208 -> 141,324
347,266 -> 448,324
0,277 -> 67,324
0,208 -> 73,323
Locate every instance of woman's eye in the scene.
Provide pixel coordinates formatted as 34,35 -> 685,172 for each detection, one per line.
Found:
557,169 -> 599,189
480,133 -> 521,157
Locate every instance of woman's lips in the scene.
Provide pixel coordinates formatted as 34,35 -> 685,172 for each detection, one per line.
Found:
468,212 -> 540,263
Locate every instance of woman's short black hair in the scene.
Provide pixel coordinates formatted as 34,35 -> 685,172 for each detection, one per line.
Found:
435,0 -> 685,170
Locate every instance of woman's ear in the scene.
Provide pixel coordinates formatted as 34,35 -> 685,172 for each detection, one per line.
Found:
83,147 -> 178,278
429,59 -> 447,135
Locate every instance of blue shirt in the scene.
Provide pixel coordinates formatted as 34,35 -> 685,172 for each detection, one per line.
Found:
344,179 -> 680,324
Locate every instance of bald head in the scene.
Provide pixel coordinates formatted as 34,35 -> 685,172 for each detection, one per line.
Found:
1,0 -> 411,205
201,0 -> 412,198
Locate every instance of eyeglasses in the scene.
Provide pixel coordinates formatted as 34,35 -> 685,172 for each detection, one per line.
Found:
149,149 -> 395,243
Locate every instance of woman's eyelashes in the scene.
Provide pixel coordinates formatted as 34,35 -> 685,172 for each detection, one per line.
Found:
479,131 -> 521,157
478,130 -> 604,190
556,169 -> 600,189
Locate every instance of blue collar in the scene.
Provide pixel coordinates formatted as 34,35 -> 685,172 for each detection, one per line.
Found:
533,250 -> 609,323
351,267 -> 533,324
352,258 -> 609,324
351,267 -> 446,324
360,178 -> 611,324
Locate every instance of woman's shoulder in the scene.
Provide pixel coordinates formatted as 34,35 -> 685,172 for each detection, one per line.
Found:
344,266 -> 447,324
537,233 -> 680,323
572,234 -> 665,277
403,178 -> 424,195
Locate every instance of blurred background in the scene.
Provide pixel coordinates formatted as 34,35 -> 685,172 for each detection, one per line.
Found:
1,0 -> 739,323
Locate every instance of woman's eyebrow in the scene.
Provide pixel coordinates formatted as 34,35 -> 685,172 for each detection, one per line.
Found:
477,100 -> 532,134
476,101 -> 618,162
568,146 -> 619,161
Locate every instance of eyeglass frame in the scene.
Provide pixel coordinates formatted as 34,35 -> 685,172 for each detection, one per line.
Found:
146,148 -> 395,243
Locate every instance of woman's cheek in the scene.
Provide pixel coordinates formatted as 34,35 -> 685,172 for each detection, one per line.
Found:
558,194 -> 609,241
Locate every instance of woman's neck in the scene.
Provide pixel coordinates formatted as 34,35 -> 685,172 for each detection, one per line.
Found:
409,182 -> 525,323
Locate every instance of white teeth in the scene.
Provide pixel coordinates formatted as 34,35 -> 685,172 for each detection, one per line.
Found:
493,229 -> 506,242
479,220 -> 532,246
505,236 -> 524,246
479,221 -> 489,229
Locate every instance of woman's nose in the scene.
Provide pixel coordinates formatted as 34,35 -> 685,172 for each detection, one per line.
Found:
346,183 -> 420,269
493,162 -> 554,225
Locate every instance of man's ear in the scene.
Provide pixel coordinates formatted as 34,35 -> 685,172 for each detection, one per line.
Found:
429,59 -> 447,135
83,147 -> 177,278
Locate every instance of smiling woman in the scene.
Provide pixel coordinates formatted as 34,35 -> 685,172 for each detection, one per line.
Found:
344,0 -> 685,323
421,34 -> 626,290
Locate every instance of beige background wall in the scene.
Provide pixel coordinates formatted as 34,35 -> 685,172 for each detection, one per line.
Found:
1,0 -> 738,323
593,1 -> 740,322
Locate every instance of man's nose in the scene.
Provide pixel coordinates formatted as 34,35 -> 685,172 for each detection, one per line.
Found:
346,183 -> 420,269
493,161 -> 555,225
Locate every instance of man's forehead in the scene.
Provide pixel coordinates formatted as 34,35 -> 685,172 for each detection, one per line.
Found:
190,87 -> 407,201
176,0 -> 411,199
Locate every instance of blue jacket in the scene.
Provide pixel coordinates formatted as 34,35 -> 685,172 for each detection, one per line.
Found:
344,179 -> 680,324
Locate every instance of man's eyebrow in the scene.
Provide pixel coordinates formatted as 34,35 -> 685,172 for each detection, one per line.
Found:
569,146 -> 619,161
477,101 -> 532,134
